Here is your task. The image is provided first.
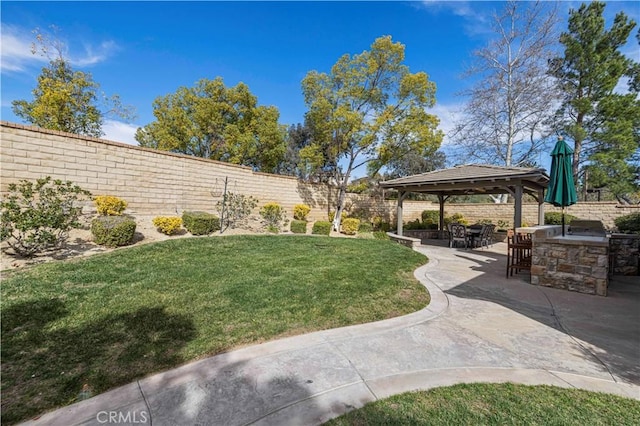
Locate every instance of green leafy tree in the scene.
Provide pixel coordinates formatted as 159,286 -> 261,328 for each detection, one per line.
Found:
11,29 -> 134,137
549,1 -> 639,200
383,151 -> 446,179
301,36 -> 443,230
278,122 -> 314,178
136,78 -> 286,173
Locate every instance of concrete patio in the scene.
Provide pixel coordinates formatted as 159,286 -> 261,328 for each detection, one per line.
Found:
22,240 -> 640,426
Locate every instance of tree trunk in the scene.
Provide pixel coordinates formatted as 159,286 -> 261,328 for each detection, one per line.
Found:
332,184 -> 347,232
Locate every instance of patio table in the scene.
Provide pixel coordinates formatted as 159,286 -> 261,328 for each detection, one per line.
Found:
467,227 -> 482,248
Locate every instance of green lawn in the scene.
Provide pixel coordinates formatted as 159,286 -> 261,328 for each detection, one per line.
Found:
326,383 -> 640,425
0,235 -> 428,424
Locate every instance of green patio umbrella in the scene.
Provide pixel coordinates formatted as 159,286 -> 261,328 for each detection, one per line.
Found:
544,137 -> 577,236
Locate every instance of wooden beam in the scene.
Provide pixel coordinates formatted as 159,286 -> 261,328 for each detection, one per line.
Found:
396,191 -> 407,236
514,184 -> 523,228
438,194 -> 447,239
538,188 -> 545,226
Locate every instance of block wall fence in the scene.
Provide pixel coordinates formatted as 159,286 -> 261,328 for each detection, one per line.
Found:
1,122 -> 638,228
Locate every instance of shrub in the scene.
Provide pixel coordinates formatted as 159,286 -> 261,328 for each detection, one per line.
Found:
445,212 -> 469,226
614,212 -> 640,234
293,204 -> 311,221
94,195 -> 127,216
421,210 -> 440,226
91,216 -> 136,247
372,216 -> 392,232
358,221 -> 373,233
260,202 -> 286,233
290,219 -> 307,234
0,177 -> 91,257
404,219 -> 427,230
312,221 -> 332,236
152,216 -> 182,235
342,218 -> 360,235
373,231 -> 390,240
545,212 -> 578,225
182,211 -> 220,235
216,192 -> 258,230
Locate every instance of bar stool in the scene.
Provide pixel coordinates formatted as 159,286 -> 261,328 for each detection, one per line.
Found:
506,231 -> 532,278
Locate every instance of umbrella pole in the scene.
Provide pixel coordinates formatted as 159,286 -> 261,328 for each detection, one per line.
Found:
562,207 -> 565,237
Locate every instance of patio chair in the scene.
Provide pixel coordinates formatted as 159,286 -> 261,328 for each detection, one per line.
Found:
448,223 -> 469,249
506,231 -> 532,278
475,224 -> 492,249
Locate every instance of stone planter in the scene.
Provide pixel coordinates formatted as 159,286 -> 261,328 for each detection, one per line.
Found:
493,231 -> 508,243
404,229 -> 442,242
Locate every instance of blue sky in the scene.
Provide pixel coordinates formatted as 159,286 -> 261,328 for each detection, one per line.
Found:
2,1 -> 639,175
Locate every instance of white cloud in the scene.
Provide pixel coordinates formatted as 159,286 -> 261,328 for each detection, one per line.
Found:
0,25 -> 48,73
102,120 -> 139,145
430,102 -> 464,146
72,40 -> 119,67
0,25 -> 118,74
418,1 -> 491,36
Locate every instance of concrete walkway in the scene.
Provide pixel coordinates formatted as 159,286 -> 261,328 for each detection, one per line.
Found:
23,241 -> 640,426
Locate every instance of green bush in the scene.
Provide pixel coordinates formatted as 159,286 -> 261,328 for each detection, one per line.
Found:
260,202 -> 286,233
94,195 -> 127,216
372,217 -> 391,232
293,204 -> 311,221
342,218 -> 360,235
373,231 -> 390,240
445,212 -> 469,226
404,219 -> 427,230
91,216 -> 136,247
182,211 -> 220,235
312,221 -> 332,236
290,219 -> 307,234
152,216 -> 182,235
421,210 -> 440,226
0,177 -> 91,257
614,212 -> 640,234
358,221 -> 373,233
545,212 -> 578,225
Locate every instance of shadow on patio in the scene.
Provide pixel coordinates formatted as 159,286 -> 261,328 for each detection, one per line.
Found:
417,239 -> 640,386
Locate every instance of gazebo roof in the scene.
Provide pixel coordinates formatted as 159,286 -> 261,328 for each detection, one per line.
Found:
379,164 -> 549,196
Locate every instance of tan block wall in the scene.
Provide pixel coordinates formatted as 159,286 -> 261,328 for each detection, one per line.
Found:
1,122 -> 637,228
0,122 -> 333,220
400,201 -> 638,229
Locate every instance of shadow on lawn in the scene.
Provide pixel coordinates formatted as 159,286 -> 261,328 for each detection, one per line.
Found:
1,298 -> 196,425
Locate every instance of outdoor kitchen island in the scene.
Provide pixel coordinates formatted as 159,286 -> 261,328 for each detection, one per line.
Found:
517,225 -> 609,296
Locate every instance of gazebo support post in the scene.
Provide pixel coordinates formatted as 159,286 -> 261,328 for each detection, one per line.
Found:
537,189 -> 545,226
396,191 -> 407,236
514,184 -> 523,228
438,194 -> 447,239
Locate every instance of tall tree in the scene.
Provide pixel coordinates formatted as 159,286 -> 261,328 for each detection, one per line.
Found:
277,123 -> 313,178
383,151 -> 446,179
452,1 -> 560,202
136,78 -> 286,173
12,29 -> 133,138
301,36 -> 443,230
549,1 -> 638,200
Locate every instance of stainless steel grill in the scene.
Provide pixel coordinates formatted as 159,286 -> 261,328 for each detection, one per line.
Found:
569,220 -> 607,237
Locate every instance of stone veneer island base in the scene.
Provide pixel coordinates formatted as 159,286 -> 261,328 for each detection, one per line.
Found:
523,226 -> 609,296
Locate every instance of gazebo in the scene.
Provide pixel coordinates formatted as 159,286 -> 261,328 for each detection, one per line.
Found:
379,165 -> 550,237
